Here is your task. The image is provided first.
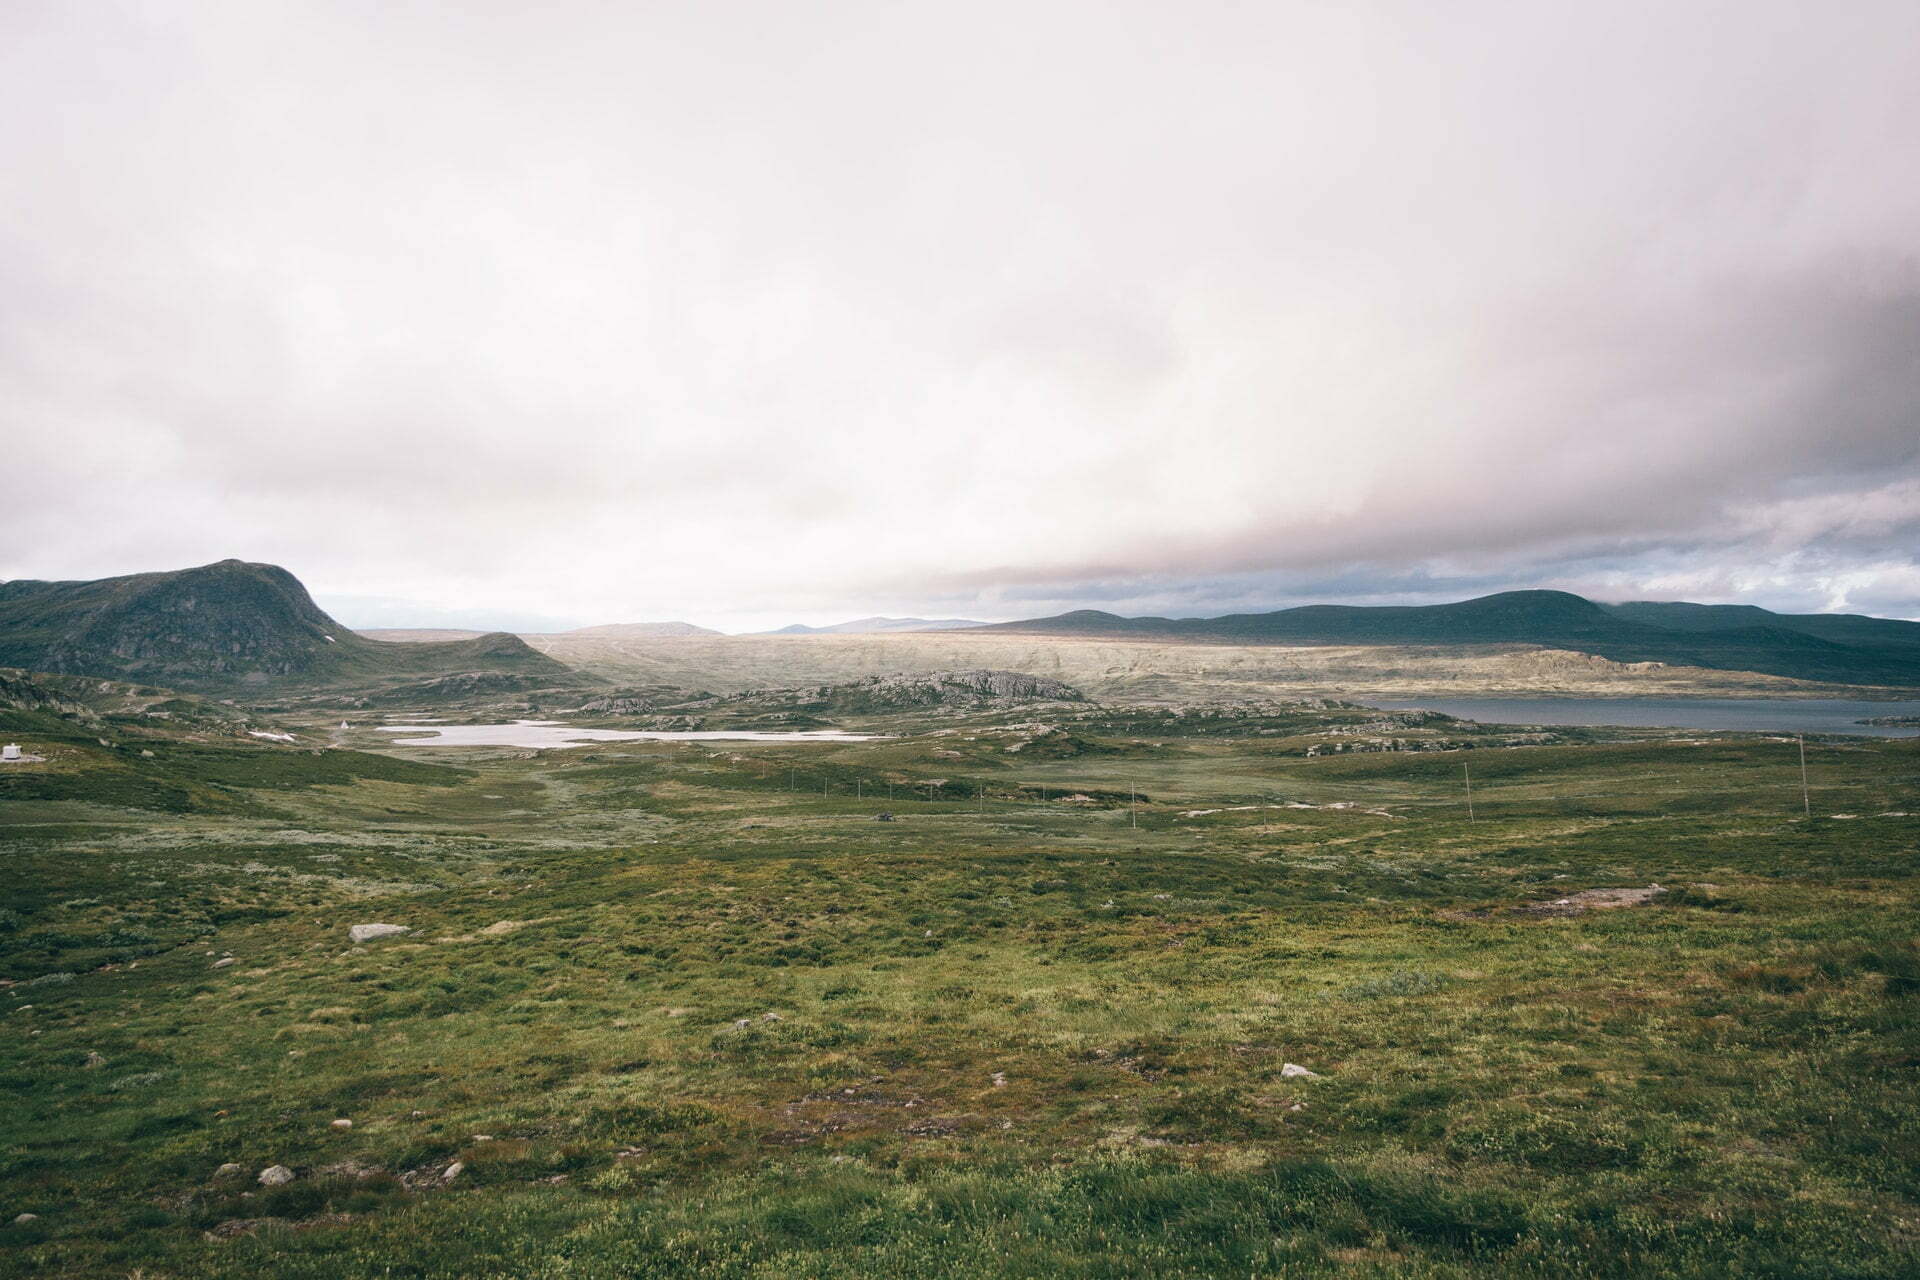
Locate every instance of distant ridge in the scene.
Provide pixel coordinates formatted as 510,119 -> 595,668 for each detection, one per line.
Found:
974,590 -> 1920,687
363,621 -> 720,642
0,560 -> 581,693
557,621 -> 721,638
759,617 -> 988,636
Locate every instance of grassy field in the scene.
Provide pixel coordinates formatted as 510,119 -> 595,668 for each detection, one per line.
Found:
3,708 -> 1917,1277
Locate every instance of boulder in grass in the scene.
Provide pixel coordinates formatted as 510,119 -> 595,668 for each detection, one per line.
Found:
1280,1063 -> 1324,1081
348,923 -> 410,944
257,1165 -> 295,1187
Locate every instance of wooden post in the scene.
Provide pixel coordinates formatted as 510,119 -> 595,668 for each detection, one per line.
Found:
1799,735 -> 1811,818
1463,762 -> 1474,821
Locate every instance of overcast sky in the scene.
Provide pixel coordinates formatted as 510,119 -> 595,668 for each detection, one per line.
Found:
4,2 -> 1918,632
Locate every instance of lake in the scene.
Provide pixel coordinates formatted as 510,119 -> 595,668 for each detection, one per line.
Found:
379,720 -> 886,748
1363,697 -> 1920,738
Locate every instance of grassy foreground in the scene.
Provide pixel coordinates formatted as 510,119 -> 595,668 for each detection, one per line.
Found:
3,714 -> 1917,1277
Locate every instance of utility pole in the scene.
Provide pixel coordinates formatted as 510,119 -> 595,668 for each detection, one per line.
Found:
1130,784 -> 1136,829
1799,735 -> 1811,818
857,779 -> 862,800
790,768 -> 796,792
1463,762 -> 1475,821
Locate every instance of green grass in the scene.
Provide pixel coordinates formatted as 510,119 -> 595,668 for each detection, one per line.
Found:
2,719 -> 1916,1277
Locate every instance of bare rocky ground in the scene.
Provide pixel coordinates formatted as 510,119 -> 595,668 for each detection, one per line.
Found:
510,631 -> 1876,701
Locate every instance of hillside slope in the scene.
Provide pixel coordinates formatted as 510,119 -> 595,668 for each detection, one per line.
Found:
0,560 -> 582,694
976,591 -> 1920,687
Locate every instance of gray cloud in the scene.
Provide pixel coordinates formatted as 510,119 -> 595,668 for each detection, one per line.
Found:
3,1 -> 1918,630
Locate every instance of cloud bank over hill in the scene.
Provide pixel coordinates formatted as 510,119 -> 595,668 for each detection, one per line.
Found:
3,2 -> 1917,630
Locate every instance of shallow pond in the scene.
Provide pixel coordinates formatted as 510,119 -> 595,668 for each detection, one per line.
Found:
1363,696 -> 1920,737
379,720 -> 885,748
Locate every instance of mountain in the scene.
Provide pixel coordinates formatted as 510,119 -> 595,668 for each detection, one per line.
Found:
1603,601 -> 1920,653
0,560 -> 582,694
976,590 -> 1920,687
761,617 -> 989,635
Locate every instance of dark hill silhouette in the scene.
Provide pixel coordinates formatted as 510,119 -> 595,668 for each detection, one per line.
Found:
976,590 -> 1920,687
0,560 -> 582,693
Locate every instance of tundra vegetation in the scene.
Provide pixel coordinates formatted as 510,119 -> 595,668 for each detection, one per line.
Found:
2,679 -> 1917,1278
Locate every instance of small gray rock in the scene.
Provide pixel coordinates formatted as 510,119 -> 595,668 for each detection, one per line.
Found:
13,1213 -> 38,1225
83,1050 -> 106,1069
212,957 -> 236,968
442,1161 -> 465,1182
1280,1063 -> 1324,1081
215,1163 -> 245,1178
257,1165 -> 295,1187
329,1118 -> 352,1130
348,923 -> 411,944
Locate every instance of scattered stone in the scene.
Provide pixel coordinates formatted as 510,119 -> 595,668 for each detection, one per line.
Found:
257,1165 -> 296,1186
442,1162 -> 465,1182
212,957 -> 236,968
215,1163 -> 245,1178
348,923 -> 411,944
471,1134 -> 494,1143
320,1160 -> 383,1179
1518,885 -> 1663,917
761,1011 -> 783,1022
13,1213 -> 38,1225
991,1071 -> 1008,1087
83,1050 -> 106,1069
329,1118 -> 352,1130
733,1018 -> 752,1029
1280,1063 -> 1324,1081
